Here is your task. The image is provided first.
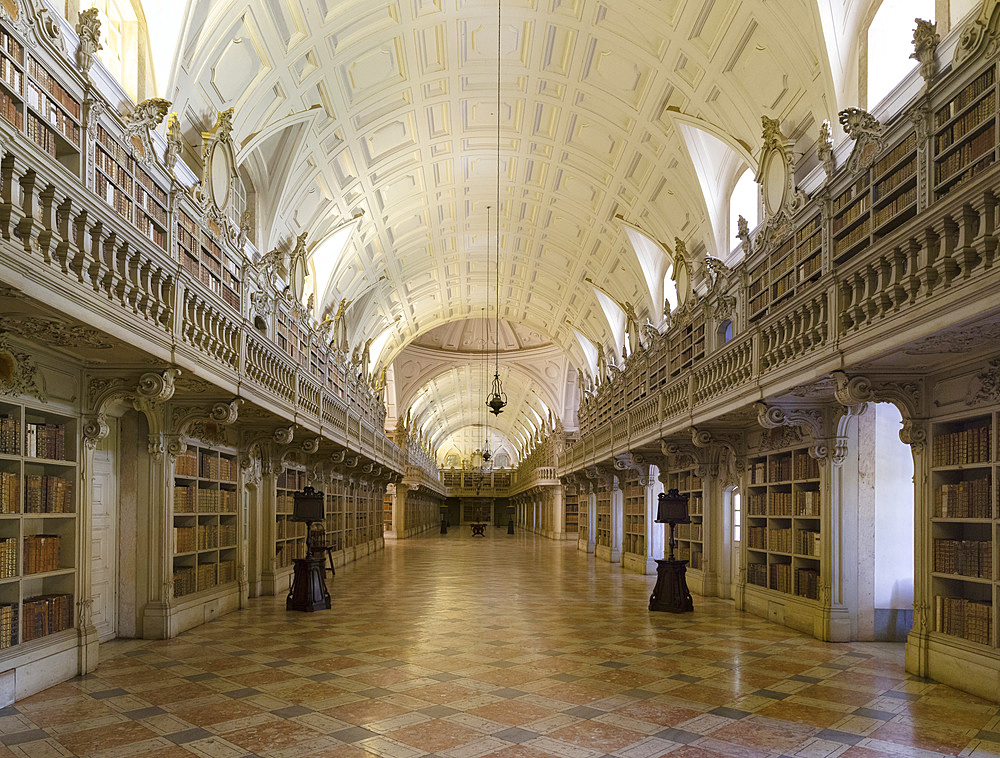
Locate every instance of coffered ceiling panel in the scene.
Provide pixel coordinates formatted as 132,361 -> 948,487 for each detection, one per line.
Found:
169,0 -> 833,451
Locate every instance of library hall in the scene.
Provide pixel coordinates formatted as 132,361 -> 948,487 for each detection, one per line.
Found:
2,0 -> 1000,755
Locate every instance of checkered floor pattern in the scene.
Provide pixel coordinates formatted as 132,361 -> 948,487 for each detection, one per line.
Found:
2,530 -> 998,757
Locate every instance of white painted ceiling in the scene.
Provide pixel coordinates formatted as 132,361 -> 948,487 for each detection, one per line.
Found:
166,0 -> 843,458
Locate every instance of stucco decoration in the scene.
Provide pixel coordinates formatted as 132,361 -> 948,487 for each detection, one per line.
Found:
0,335 -> 45,401
75,8 -> 101,77
124,98 -> 171,164
953,0 -> 1000,69
839,108 -> 885,174
966,357 -> 1000,406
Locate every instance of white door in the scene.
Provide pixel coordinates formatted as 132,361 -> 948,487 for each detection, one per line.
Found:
90,420 -> 118,641
730,488 -> 741,600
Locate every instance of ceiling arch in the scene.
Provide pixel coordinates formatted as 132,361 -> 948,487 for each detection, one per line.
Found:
165,0 -> 837,453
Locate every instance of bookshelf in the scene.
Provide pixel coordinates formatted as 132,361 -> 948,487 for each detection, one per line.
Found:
325,478 -> 344,552
934,66 -> 997,199
595,485 -> 611,549
578,490 -> 589,547
622,473 -> 645,558
94,126 -> 169,250
275,467 -> 307,571
383,489 -> 393,533
0,20 -> 81,171
177,211 -> 241,310
171,444 -> 238,598
871,132 -> 918,238
664,467 -> 704,572
564,486 -> 579,532
746,446 -> 822,601
0,399 -> 77,649
668,312 -> 705,377
746,214 -> 822,322
831,175 -> 871,264
929,411 -> 996,648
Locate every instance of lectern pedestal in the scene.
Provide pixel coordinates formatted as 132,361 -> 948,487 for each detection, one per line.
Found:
648,559 -> 693,613
286,556 -> 331,612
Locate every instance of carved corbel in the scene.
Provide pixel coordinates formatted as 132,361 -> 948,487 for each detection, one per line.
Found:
833,371 -> 925,452
690,427 -> 745,486
273,426 -> 294,446
614,452 -> 651,485
171,398 -> 243,449
756,401 -> 844,462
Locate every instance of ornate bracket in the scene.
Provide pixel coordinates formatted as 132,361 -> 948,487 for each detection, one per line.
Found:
123,98 -> 171,164
832,370 -> 926,452
755,401 -> 849,463
0,334 -> 46,402
86,369 -> 180,451
613,452 -> 650,485
168,398 -> 244,456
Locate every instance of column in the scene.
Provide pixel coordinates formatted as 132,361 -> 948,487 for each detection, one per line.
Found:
610,476 -> 622,563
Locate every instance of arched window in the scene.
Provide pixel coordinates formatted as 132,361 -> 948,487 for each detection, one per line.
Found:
729,168 -> 758,253
866,0 -> 935,108
84,0 -> 141,101
718,320 -> 733,346
663,264 -> 678,313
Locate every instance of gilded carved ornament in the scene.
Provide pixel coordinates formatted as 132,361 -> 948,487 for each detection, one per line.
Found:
124,98 -> 171,165
0,335 -> 46,402
839,108 -> 885,174
911,19 -> 940,83
75,8 -> 101,78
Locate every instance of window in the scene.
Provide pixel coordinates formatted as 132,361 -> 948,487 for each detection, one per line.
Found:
732,488 -> 741,542
866,0 -> 935,108
729,168 -> 758,253
718,320 -> 733,345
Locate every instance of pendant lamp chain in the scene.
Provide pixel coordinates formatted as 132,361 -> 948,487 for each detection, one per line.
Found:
487,0 -> 508,417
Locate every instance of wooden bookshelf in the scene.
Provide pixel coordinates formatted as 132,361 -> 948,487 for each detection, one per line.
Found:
929,411 -> 996,648
578,490 -> 588,546
94,126 -> 168,250
934,66 -> 997,199
324,478 -> 344,553
746,446 -> 822,600
669,313 -> 705,377
665,467 -> 704,572
795,215 -> 822,284
383,489 -> 393,533
564,486 -> 579,532
275,467 -> 307,570
747,214 -> 823,321
622,472 -> 645,557
832,175 -> 871,264
595,484 -> 611,549
276,308 -> 311,369
171,444 -> 238,598
872,132 -> 918,238
177,211 -> 241,310
0,20 -> 80,171
0,398 -> 77,648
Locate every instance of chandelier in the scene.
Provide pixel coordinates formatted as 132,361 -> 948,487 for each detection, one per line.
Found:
486,2 -> 507,417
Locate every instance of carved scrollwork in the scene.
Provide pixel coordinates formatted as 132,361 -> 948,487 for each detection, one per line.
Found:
966,357 -> 1000,406
82,415 -> 109,450
123,98 -> 171,164
911,18 -> 940,83
839,107 -> 884,174
137,369 -> 180,402
0,335 -> 46,401
833,370 -> 924,452
301,437 -> 321,455
273,426 -> 294,446
953,0 -> 1000,69
75,8 -> 101,77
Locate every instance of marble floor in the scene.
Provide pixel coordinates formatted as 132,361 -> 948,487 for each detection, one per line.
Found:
3,530 -> 999,758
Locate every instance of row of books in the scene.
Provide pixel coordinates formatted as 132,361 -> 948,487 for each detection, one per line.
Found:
748,493 -> 766,516
25,114 -> 56,160
94,173 -> 132,221
873,187 -> 917,229
834,218 -> 871,259
796,530 -> 822,557
0,90 -> 18,129
796,490 -> 821,516
935,68 -> 994,128
135,166 -> 167,205
934,539 -> 993,579
936,153 -> 995,198
200,453 -> 237,482
173,526 -> 195,554
935,128 -> 995,186
935,91 -> 995,152
137,187 -> 168,225
173,566 -> 196,597
934,478 -> 992,518
23,534 -> 60,574
675,523 -> 703,541
832,194 -> 871,235
25,81 -> 79,145
276,517 -> 306,540
796,568 -> 820,599
769,528 -> 793,553
175,450 -> 199,477
24,421 -> 66,461
747,561 -> 767,588
747,526 -> 768,550
22,593 -> 72,642
135,211 -> 167,250
97,126 -> 134,171
0,55 -> 20,95
95,145 -> 135,192
670,473 -> 702,491
0,538 -> 16,578
873,133 -> 917,177
833,177 -> 869,215
26,57 -> 80,119
24,474 -> 73,513
936,595 -> 992,645
932,424 -> 992,466
0,603 -> 15,649
799,251 -> 823,281
0,472 -> 16,514
0,29 -> 23,65
770,563 -> 793,594
195,523 -> 237,551
688,494 -> 704,516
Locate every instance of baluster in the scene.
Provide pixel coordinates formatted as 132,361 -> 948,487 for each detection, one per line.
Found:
955,202 -> 981,279
54,197 -> 73,273
35,184 -> 56,264
933,215 -> 959,289
974,189 -> 996,271
17,170 -> 40,254
70,208 -> 88,281
160,273 -> 175,332
135,257 -> 152,319
864,262 -> 881,324
902,237 -> 921,304
838,278 -> 854,333
86,220 -> 104,291
99,232 -> 117,299
849,269 -> 866,330
0,152 -> 17,237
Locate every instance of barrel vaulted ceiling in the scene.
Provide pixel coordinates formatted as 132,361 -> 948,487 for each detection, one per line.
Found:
166,0 -> 842,456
